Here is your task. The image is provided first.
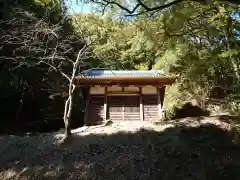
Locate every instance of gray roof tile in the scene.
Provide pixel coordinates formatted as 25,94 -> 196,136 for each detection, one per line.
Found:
81,68 -> 165,77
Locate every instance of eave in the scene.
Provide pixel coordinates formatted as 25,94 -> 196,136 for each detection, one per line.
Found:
73,76 -> 175,87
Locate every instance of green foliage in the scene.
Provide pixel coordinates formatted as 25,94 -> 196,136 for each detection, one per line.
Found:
72,2 -> 240,117
0,0 -> 88,131
72,13 -> 159,69
157,2 -> 240,115
1,0 -> 240,133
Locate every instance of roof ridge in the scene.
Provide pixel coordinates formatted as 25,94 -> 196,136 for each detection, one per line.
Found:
81,69 -> 165,77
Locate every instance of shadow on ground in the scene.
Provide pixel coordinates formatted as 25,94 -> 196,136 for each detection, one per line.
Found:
1,124 -> 240,180
172,102 -> 210,119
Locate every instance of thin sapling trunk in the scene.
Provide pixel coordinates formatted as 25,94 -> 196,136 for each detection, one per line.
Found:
63,45 -> 87,138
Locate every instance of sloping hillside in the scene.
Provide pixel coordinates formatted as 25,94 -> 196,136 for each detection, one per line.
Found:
1,117 -> 240,180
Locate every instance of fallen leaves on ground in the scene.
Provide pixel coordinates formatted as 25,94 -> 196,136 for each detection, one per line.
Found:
0,117 -> 240,180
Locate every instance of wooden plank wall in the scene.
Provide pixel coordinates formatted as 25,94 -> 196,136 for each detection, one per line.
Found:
143,95 -> 159,121
86,86 -> 165,124
107,96 -> 140,121
86,95 -> 104,125
107,96 -> 123,121
123,96 -> 140,121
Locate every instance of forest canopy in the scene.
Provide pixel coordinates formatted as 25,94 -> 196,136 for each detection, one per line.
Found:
0,0 -> 239,134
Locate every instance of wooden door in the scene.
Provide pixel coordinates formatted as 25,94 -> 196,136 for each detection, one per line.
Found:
143,95 -> 158,121
123,96 -> 140,121
107,96 -> 123,121
86,95 -> 104,125
107,96 -> 140,121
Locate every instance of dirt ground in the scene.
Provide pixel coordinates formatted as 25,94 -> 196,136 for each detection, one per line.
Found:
1,117 -> 240,180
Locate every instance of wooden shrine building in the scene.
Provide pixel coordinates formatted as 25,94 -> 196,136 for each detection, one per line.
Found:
74,68 -> 175,125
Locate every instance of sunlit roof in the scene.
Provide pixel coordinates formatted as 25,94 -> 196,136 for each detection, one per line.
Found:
81,68 -> 165,77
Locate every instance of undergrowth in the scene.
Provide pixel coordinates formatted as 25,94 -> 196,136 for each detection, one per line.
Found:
163,81 -> 240,122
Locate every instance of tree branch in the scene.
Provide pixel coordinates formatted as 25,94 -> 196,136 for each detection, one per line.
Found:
88,0 -> 240,16
89,0 -> 183,15
40,61 -> 71,81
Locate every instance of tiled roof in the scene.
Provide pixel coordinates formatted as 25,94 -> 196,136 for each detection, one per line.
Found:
81,68 -> 165,77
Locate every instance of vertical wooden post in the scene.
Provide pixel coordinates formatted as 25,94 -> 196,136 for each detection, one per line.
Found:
104,86 -> 107,123
157,87 -> 163,120
139,87 -> 144,121
122,87 -> 125,121
122,101 -> 125,121
84,95 -> 89,125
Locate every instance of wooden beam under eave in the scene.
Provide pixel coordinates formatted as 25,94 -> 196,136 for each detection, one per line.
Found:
157,88 -> 163,120
103,86 -> 107,123
75,84 -> 168,88
75,83 -> 168,87
139,87 -> 144,121
107,91 -> 140,95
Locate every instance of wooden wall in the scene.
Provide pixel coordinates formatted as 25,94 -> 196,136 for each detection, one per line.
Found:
143,95 -> 159,121
85,95 -> 104,125
107,96 -> 123,121
85,85 -> 164,125
89,85 -> 158,95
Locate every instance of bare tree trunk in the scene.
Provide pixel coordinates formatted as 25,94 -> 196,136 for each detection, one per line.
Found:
63,98 -> 70,136
15,79 -> 25,122
148,60 -> 153,70
63,45 -> 87,138
63,81 -> 76,137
